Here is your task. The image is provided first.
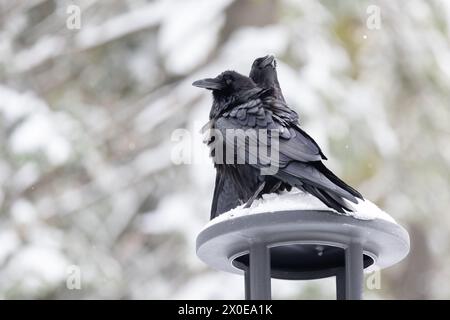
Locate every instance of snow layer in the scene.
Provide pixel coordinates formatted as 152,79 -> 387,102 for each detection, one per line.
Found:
204,189 -> 396,229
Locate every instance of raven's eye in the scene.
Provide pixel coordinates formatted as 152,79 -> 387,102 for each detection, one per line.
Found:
225,78 -> 232,85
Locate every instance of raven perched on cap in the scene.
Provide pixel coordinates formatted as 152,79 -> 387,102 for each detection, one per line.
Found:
250,54 -> 286,103
193,68 -> 363,219
250,55 -> 299,125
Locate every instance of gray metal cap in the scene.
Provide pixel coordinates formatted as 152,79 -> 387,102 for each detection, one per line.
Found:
196,210 -> 410,280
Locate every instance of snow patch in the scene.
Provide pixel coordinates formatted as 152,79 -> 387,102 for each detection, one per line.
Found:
10,113 -> 71,164
203,189 -> 396,229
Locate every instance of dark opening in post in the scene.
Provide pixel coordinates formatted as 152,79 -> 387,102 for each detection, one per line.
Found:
232,243 -> 374,280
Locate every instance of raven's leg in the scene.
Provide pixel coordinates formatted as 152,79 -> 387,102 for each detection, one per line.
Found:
244,181 -> 266,209
268,181 -> 282,194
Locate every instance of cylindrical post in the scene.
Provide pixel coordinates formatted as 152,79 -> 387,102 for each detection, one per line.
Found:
335,267 -> 346,300
345,242 -> 364,300
248,242 -> 271,300
244,268 -> 251,300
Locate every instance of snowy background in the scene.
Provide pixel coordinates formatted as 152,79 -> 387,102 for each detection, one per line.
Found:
0,0 -> 449,299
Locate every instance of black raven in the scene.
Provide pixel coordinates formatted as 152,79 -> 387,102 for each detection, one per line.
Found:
193,70 -> 363,218
250,55 -> 299,126
202,56 -> 294,219
250,54 -> 286,102
195,74 -> 263,219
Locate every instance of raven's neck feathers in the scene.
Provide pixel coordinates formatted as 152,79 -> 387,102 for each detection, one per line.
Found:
210,87 -> 271,120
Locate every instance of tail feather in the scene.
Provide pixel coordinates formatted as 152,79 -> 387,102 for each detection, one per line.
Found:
312,161 -> 363,200
280,160 -> 363,213
283,162 -> 359,204
319,187 -> 354,212
302,184 -> 347,213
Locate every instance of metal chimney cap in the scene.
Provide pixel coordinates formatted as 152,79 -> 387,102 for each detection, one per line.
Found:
196,210 -> 410,280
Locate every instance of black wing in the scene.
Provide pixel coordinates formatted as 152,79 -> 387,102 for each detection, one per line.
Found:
214,95 -> 363,212
210,165 -> 262,220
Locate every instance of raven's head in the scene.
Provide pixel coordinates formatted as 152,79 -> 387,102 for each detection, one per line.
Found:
193,71 -> 257,118
249,55 -> 279,89
193,70 -> 255,92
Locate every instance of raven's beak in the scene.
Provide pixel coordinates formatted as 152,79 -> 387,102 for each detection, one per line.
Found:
260,54 -> 276,68
192,78 -> 224,90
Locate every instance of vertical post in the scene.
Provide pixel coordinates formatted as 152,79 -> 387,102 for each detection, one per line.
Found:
248,242 -> 271,300
335,267 -> 346,300
345,242 -> 364,300
244,268 -> 251,300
